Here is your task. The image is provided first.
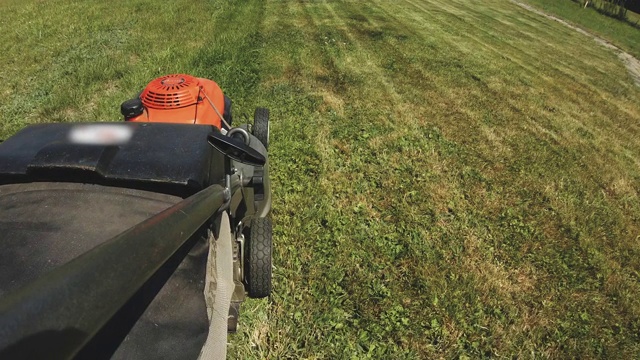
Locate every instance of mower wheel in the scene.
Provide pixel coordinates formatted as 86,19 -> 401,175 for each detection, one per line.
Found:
244,217 -> 272,298
253,107 -> 269,150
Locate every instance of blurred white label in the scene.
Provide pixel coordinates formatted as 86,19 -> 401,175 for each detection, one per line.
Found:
68,124 -> 133,145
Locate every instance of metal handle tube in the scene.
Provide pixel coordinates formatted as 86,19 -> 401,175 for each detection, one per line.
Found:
0,183 -> 228,359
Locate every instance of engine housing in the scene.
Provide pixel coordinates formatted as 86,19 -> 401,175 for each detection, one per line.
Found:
122,74 -> 227,128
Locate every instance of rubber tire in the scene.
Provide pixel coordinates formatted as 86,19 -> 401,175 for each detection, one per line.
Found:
244,217 -> 272,298
253,107 -> 269,150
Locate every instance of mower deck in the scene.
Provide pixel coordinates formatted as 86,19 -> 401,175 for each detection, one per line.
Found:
0,122 -> 224,197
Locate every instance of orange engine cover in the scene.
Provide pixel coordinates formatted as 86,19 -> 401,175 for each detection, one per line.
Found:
127,74 -> 226,128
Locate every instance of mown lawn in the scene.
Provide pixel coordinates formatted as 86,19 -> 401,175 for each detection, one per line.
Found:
1,0 -> 639,358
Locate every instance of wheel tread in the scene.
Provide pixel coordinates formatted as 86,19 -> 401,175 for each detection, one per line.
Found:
246,217 -> 272,298
253,108 -> 269,150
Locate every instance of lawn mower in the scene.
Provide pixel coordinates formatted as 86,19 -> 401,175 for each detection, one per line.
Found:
0,74 -> 272,359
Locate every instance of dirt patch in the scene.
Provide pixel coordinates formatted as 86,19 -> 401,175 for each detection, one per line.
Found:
513,1 -> 640,86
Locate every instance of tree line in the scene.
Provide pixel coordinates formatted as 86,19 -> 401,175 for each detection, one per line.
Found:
577,0 -> 639,20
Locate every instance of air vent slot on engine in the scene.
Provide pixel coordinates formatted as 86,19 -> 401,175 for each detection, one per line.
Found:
140,74 -> 201,109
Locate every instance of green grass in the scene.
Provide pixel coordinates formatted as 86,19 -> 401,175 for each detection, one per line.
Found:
2,0 -> 640,358
522,0 -> 640,59
0,0 -> 264,135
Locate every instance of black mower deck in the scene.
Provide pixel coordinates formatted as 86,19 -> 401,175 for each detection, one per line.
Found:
0,123 -> 229,357
0,122 -> 225,197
